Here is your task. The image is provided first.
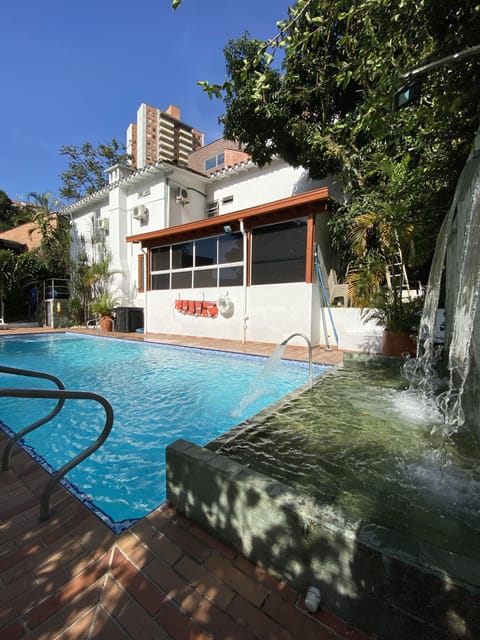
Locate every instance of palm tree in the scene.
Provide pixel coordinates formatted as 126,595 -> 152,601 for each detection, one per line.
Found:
27,192 -> 71,278
346,156 -> 431,305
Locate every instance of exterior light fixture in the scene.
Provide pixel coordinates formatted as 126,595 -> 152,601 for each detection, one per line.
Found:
223,224 -> 232,234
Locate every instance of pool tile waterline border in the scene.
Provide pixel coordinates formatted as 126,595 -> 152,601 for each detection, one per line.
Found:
0,331 -> 329,534
0,419 -> 138,534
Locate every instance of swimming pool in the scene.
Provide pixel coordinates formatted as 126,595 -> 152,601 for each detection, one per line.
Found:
0,332 -> 328,532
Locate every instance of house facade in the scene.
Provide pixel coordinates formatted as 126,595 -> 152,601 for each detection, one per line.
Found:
65,155 -> 383,349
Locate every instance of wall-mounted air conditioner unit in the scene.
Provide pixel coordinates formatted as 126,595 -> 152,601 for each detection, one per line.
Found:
96,218 -> 109,231
175,187 -> 189,204
132,205 -> 148,221
206,201 -> 219,217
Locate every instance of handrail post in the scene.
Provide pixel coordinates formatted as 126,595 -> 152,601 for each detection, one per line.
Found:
0,367 -> 114,522
0,366 -> 66,471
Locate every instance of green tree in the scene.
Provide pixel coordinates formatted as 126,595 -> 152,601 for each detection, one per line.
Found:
0,190 -> 17,231
191,0 -> 480,295
7,252 -> 48,321
0,250 -> 16,323
59,139 -> 130,201
27,192 -> 71,278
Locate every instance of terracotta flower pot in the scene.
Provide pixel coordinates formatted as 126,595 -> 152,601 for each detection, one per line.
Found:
99,315 -> 114,332
381,330 -> 416,357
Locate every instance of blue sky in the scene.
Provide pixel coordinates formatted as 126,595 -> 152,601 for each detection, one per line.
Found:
1,0 -> 291,202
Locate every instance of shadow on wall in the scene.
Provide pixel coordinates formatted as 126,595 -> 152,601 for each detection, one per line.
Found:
292,171 -> 346,203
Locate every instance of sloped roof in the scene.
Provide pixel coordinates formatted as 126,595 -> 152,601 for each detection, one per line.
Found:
0,222 -> 42,251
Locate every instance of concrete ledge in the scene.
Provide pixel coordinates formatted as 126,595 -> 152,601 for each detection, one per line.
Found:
166,439 -> 480,639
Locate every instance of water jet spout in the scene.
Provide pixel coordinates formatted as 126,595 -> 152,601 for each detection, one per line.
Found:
280,333 -> 313,388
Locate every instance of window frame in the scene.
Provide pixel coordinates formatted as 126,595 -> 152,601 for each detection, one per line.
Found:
150,232 -> 244,290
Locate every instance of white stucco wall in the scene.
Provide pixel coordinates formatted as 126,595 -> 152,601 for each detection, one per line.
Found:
207,159 -> 343,217
320,307 -> 384,353
144,283 -> 315,347
145,287 -> 246,340
245,283 -> 314,346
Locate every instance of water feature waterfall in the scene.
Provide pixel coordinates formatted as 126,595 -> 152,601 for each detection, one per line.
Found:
404,129 -> 480,436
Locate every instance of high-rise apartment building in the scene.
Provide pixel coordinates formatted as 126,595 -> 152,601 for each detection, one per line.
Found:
126,103 -> 204,170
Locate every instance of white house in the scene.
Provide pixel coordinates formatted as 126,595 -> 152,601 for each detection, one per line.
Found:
65,156 -> 384,350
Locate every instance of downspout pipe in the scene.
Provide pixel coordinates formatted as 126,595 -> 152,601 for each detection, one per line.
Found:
142,246 -> 148,334
240,219 -> 248,343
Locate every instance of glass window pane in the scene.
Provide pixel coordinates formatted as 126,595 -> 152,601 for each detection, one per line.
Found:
219,266 -> 243,287
219,232 -> 243,263
151,273 -> 170,290
171,271 -> 192,288
151,246 -> 170,271
172,241 -> 193,269
195,237 -> 217,266
251,219 -> 307,285
194,268 -> 218,288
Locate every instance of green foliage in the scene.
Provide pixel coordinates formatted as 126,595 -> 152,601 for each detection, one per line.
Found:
14,252 -> 47,285
198,0 -> 480,282
0,249 -> 16,296
90,292 -> 118,318
27,192 -> 71,278
365,289 -> 423,334
58,139 -> 130,201
0,191 -> 17,231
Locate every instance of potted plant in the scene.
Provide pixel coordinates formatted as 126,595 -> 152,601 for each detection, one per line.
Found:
365,287 -> 423,357
91,293 -> 117,332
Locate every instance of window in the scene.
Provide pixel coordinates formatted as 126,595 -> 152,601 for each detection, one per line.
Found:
204,153 -> 225,171
195,237 -> 217,266
151,246 -> 169,271
219,233 -> 243,263
172,241 -> 193,269
151,273 -> 170,290
194,268 -> 217,288
251,219 -> 307,285
150,233 -> 243,290
219,266 -> 243,287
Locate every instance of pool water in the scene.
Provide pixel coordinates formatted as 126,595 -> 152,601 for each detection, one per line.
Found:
0,333 -> 327,531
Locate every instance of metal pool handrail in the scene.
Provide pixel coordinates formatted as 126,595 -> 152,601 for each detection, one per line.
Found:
0,365 -> 66,471
0,367 -> 114,521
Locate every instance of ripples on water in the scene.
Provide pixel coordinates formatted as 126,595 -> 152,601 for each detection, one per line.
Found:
212,362 -> 480,558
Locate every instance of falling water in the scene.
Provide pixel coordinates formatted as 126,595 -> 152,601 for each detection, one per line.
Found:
402,208 -> 454,395
230,344 -> 287,418
439,172 -> 480,426
403,130 -> 480,432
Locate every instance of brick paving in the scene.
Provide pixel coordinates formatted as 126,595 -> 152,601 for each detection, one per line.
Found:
0,328 -> 370,640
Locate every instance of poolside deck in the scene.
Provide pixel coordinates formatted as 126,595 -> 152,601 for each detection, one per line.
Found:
0,327 -> 369,640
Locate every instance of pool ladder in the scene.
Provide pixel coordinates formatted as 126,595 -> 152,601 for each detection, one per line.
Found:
0,365 -> 113,522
